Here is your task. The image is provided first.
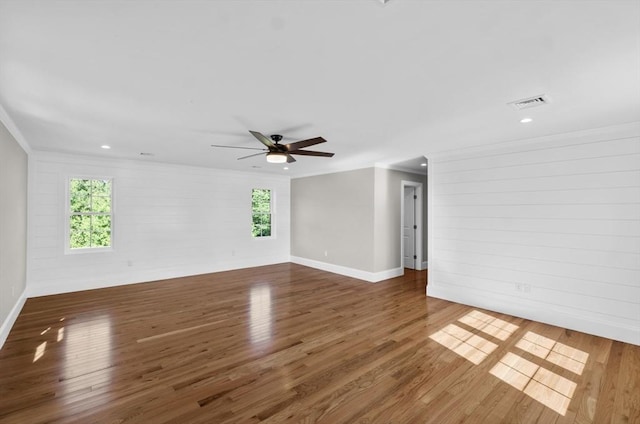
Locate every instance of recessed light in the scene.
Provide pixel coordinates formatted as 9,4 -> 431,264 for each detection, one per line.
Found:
101,145 -> 111,149
420,163 -> 427,167
520,118 -> 533,123
283,167 -> 289,170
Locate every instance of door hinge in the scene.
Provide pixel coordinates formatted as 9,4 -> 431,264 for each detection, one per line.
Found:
413,225 -> 417,230
414,195 -> 417,200
413,255 -> 417,260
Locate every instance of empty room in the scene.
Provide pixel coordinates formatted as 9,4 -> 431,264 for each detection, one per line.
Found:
0,1 -> 638,423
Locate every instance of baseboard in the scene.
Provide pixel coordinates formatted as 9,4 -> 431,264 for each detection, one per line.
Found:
291,256 -> 403,283
427,284 -> 640,346
26,257 -> 291,298
0,290 -> 27,350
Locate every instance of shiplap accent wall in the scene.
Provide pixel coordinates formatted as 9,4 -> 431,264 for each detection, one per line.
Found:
427,123 -> 640,345
28,152 -> 290,296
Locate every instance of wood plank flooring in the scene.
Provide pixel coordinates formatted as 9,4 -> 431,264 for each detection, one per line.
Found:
0,263 -> 638,423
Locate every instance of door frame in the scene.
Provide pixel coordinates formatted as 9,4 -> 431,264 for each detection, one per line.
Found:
400,180 -> 423,272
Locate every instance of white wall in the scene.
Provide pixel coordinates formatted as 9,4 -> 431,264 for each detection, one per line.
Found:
0,120 -> 28,347
427,123 -> 640,345
28,152 -> 291,296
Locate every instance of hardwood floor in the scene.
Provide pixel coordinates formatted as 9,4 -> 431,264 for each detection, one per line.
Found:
0,263 -> 638,423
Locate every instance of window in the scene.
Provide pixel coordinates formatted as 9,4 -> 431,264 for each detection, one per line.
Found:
251,188 -> 272,237
68,178 -> 112,250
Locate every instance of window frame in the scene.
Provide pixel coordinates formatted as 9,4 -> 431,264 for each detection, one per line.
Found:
251,188 -> 275,239
64,176 -> 114,254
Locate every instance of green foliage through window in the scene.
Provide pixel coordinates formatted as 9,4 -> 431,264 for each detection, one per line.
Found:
252,189 -> 272,237
69,178 -> 112,249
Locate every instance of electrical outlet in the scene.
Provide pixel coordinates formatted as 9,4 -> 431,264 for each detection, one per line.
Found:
324,250 -> 328,257
523,284 -> 531,293
515,283 -> 522,292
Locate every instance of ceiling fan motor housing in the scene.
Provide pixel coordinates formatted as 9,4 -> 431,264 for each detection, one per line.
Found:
212,130 -> 333,163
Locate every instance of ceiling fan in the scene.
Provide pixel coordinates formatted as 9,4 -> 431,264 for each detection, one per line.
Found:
211,131 -> 334,164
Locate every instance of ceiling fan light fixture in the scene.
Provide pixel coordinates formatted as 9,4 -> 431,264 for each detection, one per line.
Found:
266,152 -> 287,163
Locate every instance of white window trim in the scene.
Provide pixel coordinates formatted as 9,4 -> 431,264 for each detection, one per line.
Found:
64,176 -> 114,254
251,187 -> 275,240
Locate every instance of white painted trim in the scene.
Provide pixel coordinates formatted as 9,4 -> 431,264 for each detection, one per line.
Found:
0,290 -> 27,350
422,261 -> 428,269
427,284 -> 640,346
291,256 -> 403,283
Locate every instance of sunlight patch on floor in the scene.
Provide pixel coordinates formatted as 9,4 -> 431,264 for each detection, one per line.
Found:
250,284 -> 273,344
491,331 -> 589,416
33,341 -> 47,362
490,351 -> 577,415
516,331 -> 588,375
429,323 -> 498,365
458,310 -> 519,341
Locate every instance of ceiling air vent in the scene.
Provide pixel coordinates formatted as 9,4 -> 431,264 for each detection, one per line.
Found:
508,94 -> 552,110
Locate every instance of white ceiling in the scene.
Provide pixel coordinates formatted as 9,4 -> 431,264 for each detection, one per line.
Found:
0,0 -> 638,177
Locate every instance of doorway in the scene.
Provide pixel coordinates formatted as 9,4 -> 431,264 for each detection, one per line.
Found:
403,186 -> 417,269
401,180 -> 423,271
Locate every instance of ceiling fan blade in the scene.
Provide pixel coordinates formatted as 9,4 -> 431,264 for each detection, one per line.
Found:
237,152 -> 267,160
249,130 -> 275,148
211,144 -> 266,151
285,137 -> 326,151
288,150 -> 334,157
286,154 -> 296,163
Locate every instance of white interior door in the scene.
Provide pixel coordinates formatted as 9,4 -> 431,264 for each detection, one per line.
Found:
403,186 -> 416,269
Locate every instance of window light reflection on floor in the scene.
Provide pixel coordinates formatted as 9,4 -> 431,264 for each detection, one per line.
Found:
249,284 -> 273,344
429,323 -> 498,365
33,341 -> 47,362
515,331 -> 588,375
490,351 -> 577,415
33,318 -> 68,364
63,316 -> 112,379
458,310 -> 519,341
429,310 -> 518,365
